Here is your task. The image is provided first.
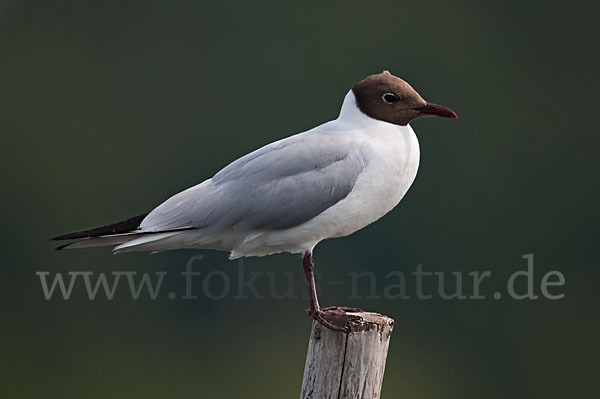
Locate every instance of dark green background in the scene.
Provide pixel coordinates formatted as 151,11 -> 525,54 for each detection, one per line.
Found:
1,0 -> 598,398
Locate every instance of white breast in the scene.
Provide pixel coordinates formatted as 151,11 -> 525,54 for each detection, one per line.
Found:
302,122 -> 420,241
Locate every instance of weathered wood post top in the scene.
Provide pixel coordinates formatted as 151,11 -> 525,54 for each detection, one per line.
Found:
300,311 -> 394,399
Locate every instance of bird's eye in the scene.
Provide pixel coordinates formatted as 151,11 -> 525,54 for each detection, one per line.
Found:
382,93 -> 398,104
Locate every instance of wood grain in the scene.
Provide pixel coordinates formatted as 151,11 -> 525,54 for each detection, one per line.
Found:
300,312 -> 394,399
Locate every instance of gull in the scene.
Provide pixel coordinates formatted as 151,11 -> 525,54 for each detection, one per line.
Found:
52,71 -> 457,330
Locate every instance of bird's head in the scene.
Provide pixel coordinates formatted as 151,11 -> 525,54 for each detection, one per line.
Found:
352,70 -> 458,126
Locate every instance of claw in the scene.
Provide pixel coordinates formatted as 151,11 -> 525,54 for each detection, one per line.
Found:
312,307 -> 363,331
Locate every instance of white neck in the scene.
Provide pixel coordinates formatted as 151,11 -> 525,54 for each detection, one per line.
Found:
336,90 -> 416,136
336,90 -> 381,127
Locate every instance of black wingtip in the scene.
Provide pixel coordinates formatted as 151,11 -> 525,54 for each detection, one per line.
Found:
51,212 -> 150,241
51,233 -> 75,241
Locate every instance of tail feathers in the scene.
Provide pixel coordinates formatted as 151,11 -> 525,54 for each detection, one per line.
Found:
113,231 -> 186,254
55,231 -> 187,251
51,212 -> 150,241
54,229 -> 194,252
51,211 -> 202,252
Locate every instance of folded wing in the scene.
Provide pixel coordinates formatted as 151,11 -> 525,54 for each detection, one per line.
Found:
141,130 -> 366,233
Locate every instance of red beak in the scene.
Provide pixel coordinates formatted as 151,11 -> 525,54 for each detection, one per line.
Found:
415,102 -> 458,119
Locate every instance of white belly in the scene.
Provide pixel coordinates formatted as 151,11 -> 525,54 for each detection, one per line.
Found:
230,123 -> 420,258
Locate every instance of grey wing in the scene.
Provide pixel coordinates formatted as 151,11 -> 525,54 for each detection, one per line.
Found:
140,131 -> 366,232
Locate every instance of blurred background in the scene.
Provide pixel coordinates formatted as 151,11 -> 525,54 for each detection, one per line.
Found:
1,0 -> 598,397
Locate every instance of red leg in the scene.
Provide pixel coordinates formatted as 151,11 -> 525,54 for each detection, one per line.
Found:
303,252 -> 320,316
302,252 -> 363,331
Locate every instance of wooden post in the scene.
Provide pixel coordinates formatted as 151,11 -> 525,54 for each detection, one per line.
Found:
300,312 -> 394,399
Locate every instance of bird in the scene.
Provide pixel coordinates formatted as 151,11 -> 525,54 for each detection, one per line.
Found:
52,71 -> 457,330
